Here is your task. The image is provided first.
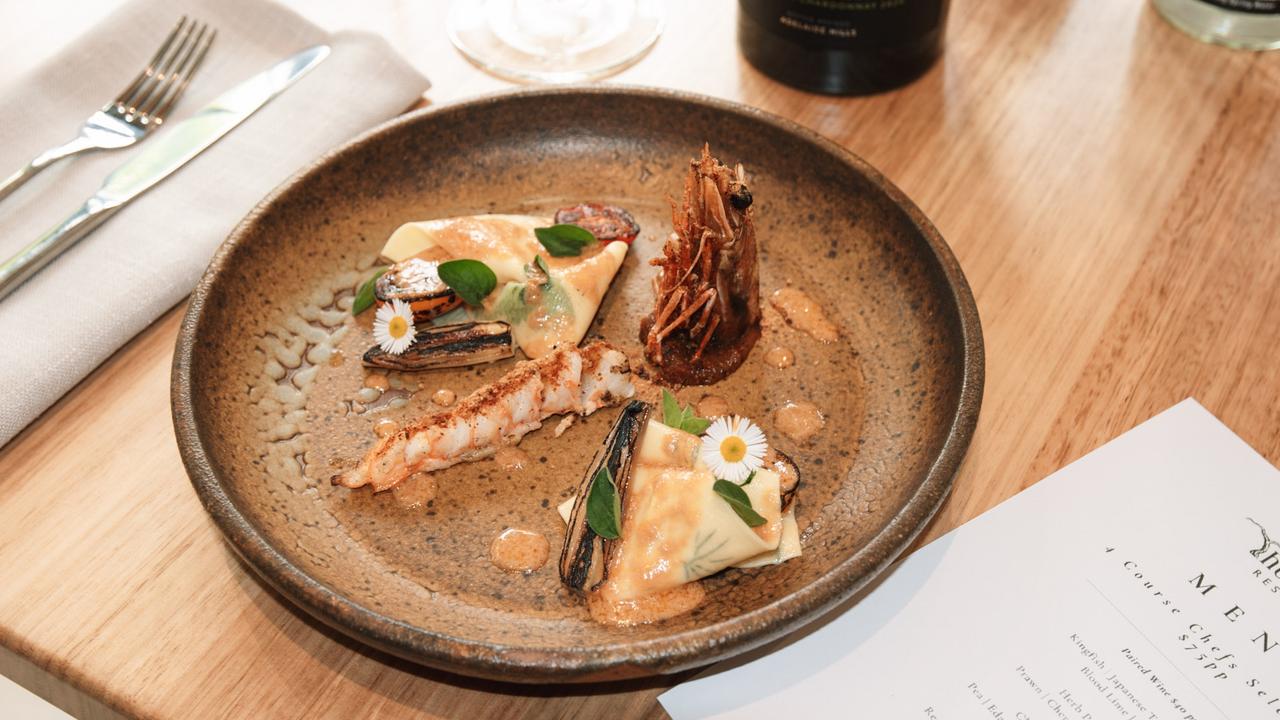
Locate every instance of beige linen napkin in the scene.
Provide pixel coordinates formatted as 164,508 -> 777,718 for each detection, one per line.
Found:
0,0 -> 429,446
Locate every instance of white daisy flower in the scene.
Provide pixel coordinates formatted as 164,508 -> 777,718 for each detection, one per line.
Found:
699,415 -> 768,483
373,298 -> 416,354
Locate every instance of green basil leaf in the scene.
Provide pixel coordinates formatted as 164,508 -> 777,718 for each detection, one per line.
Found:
438,259 -> 498,306
533,254 -> 552,285
680,415 -> 712,435
661,389 -> 684,429
739,471 -> 756,487
713,479 -> 767,528
586,466 -> 622,539
351,267 -> 388,315
661,388 -> 712,435
534,224 -> 597,257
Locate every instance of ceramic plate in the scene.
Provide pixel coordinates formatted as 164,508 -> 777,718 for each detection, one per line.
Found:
172,87 -> 982,683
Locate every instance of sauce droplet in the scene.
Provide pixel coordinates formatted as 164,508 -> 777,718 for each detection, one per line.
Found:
696,394 -> 732,418
764,345 -> 795,369
769,288 -> 840,343
392,472 -> 437,509
489,528 -> 550,573
363,373 -> 390,391
494,446 -> 531,472
432,388 -> 456,407
373,418 -> 399,438
773,400 -> 826,444
328,349 -> 345,367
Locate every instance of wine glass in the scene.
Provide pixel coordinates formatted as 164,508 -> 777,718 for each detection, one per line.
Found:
448,0 -> 665,84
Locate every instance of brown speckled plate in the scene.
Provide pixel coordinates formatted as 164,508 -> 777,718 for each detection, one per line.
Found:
171,86 -> 982,683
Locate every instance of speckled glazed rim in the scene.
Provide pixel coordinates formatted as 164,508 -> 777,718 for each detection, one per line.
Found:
172,86 -> 984,683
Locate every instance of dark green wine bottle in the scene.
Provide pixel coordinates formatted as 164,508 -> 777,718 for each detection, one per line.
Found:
738,0 -> 950,95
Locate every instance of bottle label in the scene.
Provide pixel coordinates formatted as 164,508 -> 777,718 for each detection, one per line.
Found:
1198,0 -> 1279,12
740,0 -> 945,48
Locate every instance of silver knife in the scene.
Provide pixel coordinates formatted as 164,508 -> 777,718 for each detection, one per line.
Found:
0,44 -> 330,301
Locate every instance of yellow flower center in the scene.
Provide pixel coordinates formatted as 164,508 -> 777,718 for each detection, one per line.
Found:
387,315 -> 409,339
720,436 -> 747,463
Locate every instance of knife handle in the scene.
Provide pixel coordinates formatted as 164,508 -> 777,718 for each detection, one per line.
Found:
0,197 -> 120,301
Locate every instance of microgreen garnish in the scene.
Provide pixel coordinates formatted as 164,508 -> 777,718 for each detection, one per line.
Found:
713,479 -> 766,528
585,466 -> 622,539
495,255 -> 573,325
494,284 -> 531,324
533,254 -> 552,283
351,266 -> 388,315
438,259 -> 498,306
534,224 -> 596,257
660,388 -> 712,435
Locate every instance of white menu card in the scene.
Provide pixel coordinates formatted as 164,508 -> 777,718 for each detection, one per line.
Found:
660,399 -> 1280,719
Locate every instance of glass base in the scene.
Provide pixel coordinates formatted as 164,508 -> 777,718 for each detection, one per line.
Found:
448,0 -> 665,84
1153,0 -> 1280,50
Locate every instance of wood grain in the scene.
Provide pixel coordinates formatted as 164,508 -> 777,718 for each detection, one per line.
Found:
1,1 -> 1278,718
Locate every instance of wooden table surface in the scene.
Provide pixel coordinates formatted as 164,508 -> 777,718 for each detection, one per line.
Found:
2,1 -> 1278,718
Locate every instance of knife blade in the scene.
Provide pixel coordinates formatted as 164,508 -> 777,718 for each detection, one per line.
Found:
0,44 -> 331,301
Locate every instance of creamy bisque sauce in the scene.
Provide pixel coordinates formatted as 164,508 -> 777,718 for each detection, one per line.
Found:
764,345 -> 795,369
494,446 -> 532,472
489,528 -> 550,573
267,200 -> 868,626
769,287 -> 839,343
587,582 -> 707,627
774,401 -> 826,444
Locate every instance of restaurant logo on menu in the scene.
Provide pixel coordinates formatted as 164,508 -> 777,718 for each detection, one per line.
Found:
1250,517 -> 1280,562
1229,516 -> 1280,597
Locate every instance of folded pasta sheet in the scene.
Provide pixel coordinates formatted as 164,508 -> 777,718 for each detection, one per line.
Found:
383,215 -> 628,358
558,419 -> 800,602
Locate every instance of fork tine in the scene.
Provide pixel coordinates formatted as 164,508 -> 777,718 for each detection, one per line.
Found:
112,16 -> 187,109
122,18 -> 196,118
148,26 -> 215,125
136,22 -> 211,122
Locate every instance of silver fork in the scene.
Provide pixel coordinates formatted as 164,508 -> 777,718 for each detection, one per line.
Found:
0,17 -> 215,203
